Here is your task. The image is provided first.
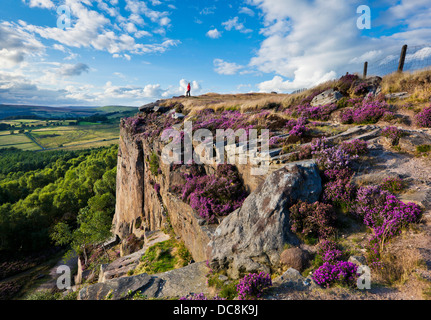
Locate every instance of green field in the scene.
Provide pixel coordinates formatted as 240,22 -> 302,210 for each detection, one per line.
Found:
0,124 -> 120,151
30,124 -> 120,149
0,132 -> 42,151
0,105 -> 138,151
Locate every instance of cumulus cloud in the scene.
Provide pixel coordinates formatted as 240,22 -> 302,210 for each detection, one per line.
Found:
206,28 -> 222,39
59,63 -> 90,76
21,0 -> 178,56
222,17 -> 252,33
213,59 -> 244,75
0,22 -> 45,68
22,0 -> 54,9
246,0 -> 431,92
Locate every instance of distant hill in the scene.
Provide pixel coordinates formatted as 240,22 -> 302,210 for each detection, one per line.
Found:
0,104 -> 138,120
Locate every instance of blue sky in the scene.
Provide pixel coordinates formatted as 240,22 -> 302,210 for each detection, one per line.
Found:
0,0 -> 430,106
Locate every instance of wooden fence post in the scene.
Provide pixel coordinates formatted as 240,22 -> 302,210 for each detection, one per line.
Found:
363,61 -> 368,79
397,44 -> 408,73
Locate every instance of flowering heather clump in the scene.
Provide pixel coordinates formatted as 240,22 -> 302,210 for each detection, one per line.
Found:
380,177 -> 408,194
415,106 -> 431,128
355,185 -> 421,262
340,139 -> 368,156
323,176 -> 357,210
193,109 -> 254,135
313,143 -> 357,172
382,126 -> 405,145
290,103 -> 338,121
317,240 -> 344,264
351,81 -> 369,96
236,272 -> 272,300
340,96 -> 390,124
290,200 -> 336,240
174,164 -> 248,223
337,74 -> 359,94
312,261 -> 358,288
121,116 -> 146,134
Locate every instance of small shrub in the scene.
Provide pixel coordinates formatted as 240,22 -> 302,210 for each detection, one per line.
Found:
290,200 -> 336,241
415,106 -> 431,128
382,126 -> 405,145
416,144 -> 431,154
341,139 -> 368,156
317,240 -> 345,264
236,272 -> 272,300
312,261 -> 358,288
149,152 -> 159,176
380,177 -> 408,194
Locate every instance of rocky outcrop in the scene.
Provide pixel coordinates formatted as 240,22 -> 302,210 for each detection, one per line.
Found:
207,160 -> 322,279
112,131 -> 145,240
311,89 -> 343,107
78,262 -> 209,300
99,231 -> 170,283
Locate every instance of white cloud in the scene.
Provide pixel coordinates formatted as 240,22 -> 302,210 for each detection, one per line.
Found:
246,0 -> 431,92
59,63 -> 90,76
239,7 -> 255,17
222,17 -> 252,33
22,0 -> 54,9
0,22 -> 45,68
200,6 -> 216,15
206,28 -> 222,39
213,59 -> 244,75
21,0 -> 177,56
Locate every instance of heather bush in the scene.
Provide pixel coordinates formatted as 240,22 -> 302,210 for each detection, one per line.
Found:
340,139 -> 369,156
336,74 -> 359,94
339,96 -> 390,124
312,261 -> 358,288
289,103 -> 338,121
173,164 -> 248,223
382,126 -> 405,145
415,106 -> 431,128
317,240 -> 345,264
380,177 -> 408,194
236,272 -> 272,300
355,185 -> 421,263
290,200 -> 336,241
351,81 -> 369,96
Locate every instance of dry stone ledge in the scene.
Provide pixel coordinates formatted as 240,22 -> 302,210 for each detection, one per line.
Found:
98,231 -> 170,283
207,160 -> 322,279
78,262 -> 209,300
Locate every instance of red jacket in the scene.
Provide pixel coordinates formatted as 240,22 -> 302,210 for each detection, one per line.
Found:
187,84 -> 191,91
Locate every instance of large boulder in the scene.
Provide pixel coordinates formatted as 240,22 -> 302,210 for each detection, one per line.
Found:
279,247 -> 311,272
207,160 -> 322,279
311,89 -> 343,107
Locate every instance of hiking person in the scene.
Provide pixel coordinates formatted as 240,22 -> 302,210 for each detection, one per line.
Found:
186,82 -> 191,97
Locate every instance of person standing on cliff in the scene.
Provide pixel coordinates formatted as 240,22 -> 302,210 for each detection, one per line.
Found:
186,82 -> 191,97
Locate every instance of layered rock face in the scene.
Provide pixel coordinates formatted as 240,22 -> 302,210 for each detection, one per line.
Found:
207,160 -> 322,278
112,131 -> 145,239
112,127 -> 218,261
